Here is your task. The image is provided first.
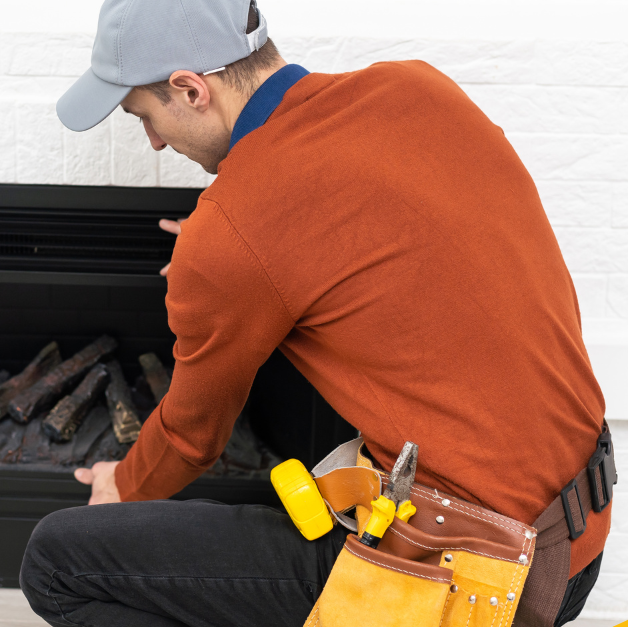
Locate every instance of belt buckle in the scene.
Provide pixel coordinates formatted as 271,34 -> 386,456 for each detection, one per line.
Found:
587,432 -> 618,513
560,479 -> 586,540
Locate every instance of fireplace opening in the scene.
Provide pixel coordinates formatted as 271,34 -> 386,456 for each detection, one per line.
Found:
0,184 -> 356,588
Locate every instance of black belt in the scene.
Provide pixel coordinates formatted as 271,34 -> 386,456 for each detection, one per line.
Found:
561,421 -> 618,540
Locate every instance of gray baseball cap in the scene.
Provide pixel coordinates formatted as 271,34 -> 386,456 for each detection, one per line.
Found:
57,0 -> 268,132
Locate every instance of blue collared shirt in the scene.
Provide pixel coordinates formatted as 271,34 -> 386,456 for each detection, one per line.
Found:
229,64 -> 310,152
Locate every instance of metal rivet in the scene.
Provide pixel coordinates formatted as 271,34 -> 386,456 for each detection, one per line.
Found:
490,597 -> 499,606
469,595 -> 476,604
507,593 -> 516,602
525,530 -> 536,540
442,499 -> 451,507
450,584 -> 458,593
519,554 -> 529,565
436,515 -> 445,524
445,554 -> 453,563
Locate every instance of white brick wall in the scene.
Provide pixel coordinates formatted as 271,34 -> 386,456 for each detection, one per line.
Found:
0,14 -> 627,619
586,419 -> 628,620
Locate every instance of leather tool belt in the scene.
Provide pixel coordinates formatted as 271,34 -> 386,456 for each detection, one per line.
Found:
303,425 -> 616,627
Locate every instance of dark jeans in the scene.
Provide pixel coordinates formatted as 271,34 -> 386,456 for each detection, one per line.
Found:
20,500 -> 601,627
554,551 -> 604,627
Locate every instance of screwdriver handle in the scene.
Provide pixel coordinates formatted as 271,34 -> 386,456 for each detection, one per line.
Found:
360,495 -> 396,549
396,500 -> 417,523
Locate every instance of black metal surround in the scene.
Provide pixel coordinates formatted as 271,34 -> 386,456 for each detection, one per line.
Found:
0,183 -> 196,275
0,184 -> 356,588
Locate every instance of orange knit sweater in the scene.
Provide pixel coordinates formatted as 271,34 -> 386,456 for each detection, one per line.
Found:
116,61 -> 610,577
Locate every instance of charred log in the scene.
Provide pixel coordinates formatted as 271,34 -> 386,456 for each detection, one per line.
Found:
8,336 -> 117,425
0,371 -> 9,385
66,406 -> 113,465
138,353 -> 171,404
130,375 -> 157,422
105,361 -> 142,444
0,406 -> 112,467
43,364 -> 110,442
0,342 -> 62,419
0,418 -> 24,464
205,412 -> 282,479
86,427 -> 130,465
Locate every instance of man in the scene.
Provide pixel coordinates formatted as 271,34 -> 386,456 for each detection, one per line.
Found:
20,1 -> 612,626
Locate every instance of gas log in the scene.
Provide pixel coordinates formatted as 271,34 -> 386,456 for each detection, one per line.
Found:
105,360 -> 142,444
8,336 -> 118,424
139,352 -> 171,403
0,337 -> 282,480
43,364 -> 110,443
0,342 -> 62,418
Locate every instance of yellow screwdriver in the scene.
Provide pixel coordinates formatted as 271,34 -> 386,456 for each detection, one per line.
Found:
360,441 -> 418,549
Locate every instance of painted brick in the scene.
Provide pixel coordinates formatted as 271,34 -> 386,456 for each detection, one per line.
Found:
158,147 -> 213,189
111,107 -> 158,187
0,34 -> 15,75
597,533 -> 628,576
583,573 -> 628,618
8,34 -> 92,77
462,84 -> 628,135
571,274 -> 608,317
536,181 -> 613,228
535,41 -> 628,87
508,133 -> 628,182
0,100 -> 16,182
276,36 -> 347,74
276,37 -> 537,83
0,76 -> 75,100
63,119 -> 112,186
554,229 -> 628,273
401,40 -> 536,84
612,183 -> 628,228
607,420 -> 628,439
609,495 -> 628,534
607,275 -> 628,319
16,100 -> 64,184
586,342 -> 628,420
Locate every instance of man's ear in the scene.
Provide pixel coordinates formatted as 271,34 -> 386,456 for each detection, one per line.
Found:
169,71 -> 210,112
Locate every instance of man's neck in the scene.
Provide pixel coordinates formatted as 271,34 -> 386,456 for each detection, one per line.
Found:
208,59 -> 288,134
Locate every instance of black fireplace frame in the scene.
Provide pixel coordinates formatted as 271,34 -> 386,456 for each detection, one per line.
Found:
0,184 -> 356,588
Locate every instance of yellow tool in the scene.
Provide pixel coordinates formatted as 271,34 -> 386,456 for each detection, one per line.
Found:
271,442 -> 418,546
271,458 -> 334,541
396,499 -> 417,523
360,441 -> 418,549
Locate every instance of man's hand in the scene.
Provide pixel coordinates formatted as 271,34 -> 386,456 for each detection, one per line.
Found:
75,461 -> 122,505
159,218 -> 187,276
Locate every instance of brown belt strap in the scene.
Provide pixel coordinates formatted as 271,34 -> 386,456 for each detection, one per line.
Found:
517,421 -> 617,627
555,420 -> 617,544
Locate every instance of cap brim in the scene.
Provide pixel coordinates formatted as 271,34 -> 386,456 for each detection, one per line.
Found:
57,68 -> 133,132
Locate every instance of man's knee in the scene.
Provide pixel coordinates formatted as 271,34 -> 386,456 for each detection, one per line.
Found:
20,507 -> 85,612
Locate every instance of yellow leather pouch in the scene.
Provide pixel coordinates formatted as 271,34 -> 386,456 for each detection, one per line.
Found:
304,439 -> 537,627
304,533 -> 533,627
305,534 -> 452,627
438,549 -> 530,627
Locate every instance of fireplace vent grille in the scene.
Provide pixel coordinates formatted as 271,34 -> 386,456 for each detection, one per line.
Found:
0,184 -> 201,275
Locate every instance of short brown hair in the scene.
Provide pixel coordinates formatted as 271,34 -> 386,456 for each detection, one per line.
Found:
137,2 -> 280,104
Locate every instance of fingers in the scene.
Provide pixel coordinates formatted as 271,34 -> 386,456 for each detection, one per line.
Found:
159,218 -> 187,275
74,467 -> 94,485
88,462 -> 122,505
91,461 -> 109,474
159,219 -> 183,235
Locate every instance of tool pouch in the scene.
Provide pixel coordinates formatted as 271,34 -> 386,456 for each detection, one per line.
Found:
305,438 -> 537,627
305,521 -> 534,627
306,533 -> 452,627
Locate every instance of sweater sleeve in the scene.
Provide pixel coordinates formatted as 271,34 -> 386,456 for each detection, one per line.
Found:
115,198 -> 294,501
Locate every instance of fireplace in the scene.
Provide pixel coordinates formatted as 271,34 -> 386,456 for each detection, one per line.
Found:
0,184 -> 356,587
